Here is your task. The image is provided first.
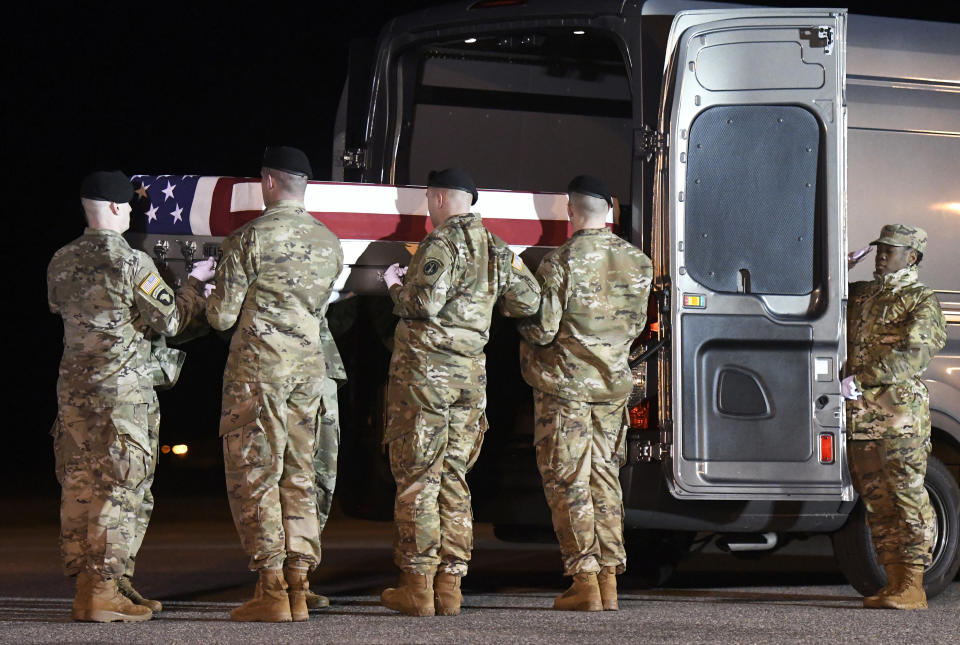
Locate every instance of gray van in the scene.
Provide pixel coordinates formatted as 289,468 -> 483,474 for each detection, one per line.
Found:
329,0 -> 960,597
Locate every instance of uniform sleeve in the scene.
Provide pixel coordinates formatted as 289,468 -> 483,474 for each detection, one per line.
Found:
855,292 -> 948,388
517,256 -> 564,346
132,254 -> 205,336
497,250 -> 541,318
389,238 -> 456,319
207,228 -> 258,330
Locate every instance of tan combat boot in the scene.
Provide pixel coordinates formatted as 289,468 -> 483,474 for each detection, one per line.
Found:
434,572 -> 462,616
597,566 -> 619,611
70,571 -> 94,621
75,573 -> 153,622
118,575 -> 163,613
553,572 -> 603,611
230,568 -> 293,622
381,570 -> 436,616
869,564 -> 928,610
862,564 -> 904,606
304,588 -> 330,610
283,562 -> 310,622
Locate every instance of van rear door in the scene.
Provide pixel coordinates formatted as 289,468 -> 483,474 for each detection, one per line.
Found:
656,9 -> 853,500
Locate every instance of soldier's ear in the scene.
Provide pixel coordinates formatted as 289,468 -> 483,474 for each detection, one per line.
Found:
909,249 -> 919,266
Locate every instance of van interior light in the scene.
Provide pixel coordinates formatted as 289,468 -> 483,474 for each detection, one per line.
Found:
160,445 -> 171,454
573,30 -> 586,35
464,37 -> 478,44
931,202 -> 960,214
172,444 -> 189,456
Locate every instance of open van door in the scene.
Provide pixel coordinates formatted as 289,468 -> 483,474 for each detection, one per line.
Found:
655,9 -> 853,500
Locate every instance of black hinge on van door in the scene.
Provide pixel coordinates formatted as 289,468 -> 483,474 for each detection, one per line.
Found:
636,125 -> 667,162
342,147 -> 366,170
800,26 -> 834,54
628,432 -> 672,463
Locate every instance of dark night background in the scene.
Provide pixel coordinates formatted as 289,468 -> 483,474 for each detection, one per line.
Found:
4,1 -> 958,505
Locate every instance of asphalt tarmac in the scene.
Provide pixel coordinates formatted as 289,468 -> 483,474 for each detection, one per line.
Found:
1,498 -> 957,644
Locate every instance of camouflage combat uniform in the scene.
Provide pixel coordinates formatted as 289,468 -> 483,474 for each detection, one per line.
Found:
386,212 -> 540,576
48,228 -> 206,580
207,200 -> 343,571
518,227 -> 653,576
846,261 -> 946,567
315,316 -> 346,538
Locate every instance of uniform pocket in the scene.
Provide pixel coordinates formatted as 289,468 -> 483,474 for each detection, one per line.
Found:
219,384 -> 263,437
223,427 -> 274,468
110,404 -> 151,454
104,433 -> 149,491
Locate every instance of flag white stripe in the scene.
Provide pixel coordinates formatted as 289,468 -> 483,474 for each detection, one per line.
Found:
189,176 -> 219,236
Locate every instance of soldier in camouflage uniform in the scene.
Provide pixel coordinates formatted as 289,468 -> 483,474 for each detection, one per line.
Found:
303,315 -> 346,611
518,175 -> 653,612
207,147 -> 343,622
844,224 -> 947,610
380,168 -> 541,616
48,170 -> 212,622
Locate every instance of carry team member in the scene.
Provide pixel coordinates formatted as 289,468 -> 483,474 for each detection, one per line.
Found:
380,168 -> 540,616
207,146 -> 343,622
48,170 -> 213,622
518,175 -> 653,612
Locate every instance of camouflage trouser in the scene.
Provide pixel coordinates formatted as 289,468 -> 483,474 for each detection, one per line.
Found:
386,379 -> 487,576
315,376 -> 340,536
221,380 -> 324,571
53,396 -> 159,579
849,436 -> 935,566
533,389 -> 628,576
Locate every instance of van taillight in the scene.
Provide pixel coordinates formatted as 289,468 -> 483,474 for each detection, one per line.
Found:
629,399 -> 651,430
819,433 -> 834,464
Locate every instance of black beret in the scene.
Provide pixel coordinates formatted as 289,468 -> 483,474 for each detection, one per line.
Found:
262,145 -> 313,179
80,170 -> 134,203
427,168 -> 478,205
567,174 -> 612,207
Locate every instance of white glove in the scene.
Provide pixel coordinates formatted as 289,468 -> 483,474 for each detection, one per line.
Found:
203,283 -> 215,299
189,257 -> 217,282
384,263 -> 407,289
847,245 -> 872,270
841,375 -> 862,400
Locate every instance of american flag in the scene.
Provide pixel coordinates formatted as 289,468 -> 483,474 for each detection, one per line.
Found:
129,175 -> 615,250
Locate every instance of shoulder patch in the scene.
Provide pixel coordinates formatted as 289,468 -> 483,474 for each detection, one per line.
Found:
511,252 -> 524,272
423,259 -> 442,276
139,273 -> 161,296
153,287 -> 174,306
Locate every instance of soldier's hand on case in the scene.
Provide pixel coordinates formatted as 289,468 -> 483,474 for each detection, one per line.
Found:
847,245 -> 872,269
189,257 -> 217,282
203,283 -> 215,299
841,375 -> 862,400
384,263 -> 406,289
